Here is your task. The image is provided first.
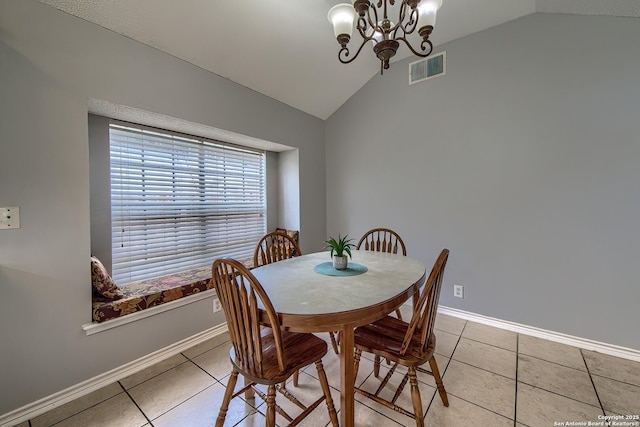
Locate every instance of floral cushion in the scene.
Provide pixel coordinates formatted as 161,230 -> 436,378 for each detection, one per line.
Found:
276,228 -> 299,243
92,267 -> 213,323
91,256 -> 123,300
91,259 -> 254,323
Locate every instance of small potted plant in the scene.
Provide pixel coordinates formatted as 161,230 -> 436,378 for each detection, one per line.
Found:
324,234 -> 355,270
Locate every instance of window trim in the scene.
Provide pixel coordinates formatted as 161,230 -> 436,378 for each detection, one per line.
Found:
83,290 -> 218,335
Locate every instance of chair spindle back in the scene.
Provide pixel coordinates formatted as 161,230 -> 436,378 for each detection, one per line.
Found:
212,258 -> 285,374
400,249 -> 449,356
357,228 -> 407,255
254,231 -> 302,268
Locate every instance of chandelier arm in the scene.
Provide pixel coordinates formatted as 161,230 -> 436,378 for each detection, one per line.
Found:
362,5 -> 379,39
397,5 -> 405,39
356,16 -> 367,38
401,8 -> 420,36
421,38 -> 434,55
338,38 -> 373,64
392,22 -> 405,40
390,2 -> 406,40
397,36 -> 433,57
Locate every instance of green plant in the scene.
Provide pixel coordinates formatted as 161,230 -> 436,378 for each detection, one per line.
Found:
324,234 -> 355,258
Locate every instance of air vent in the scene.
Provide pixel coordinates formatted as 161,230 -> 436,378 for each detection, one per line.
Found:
409,51 -> 446,85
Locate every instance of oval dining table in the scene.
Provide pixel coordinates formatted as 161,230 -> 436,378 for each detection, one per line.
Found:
250,250 -> 427,427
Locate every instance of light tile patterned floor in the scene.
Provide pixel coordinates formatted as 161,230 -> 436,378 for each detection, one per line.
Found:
20,310 -> 640,426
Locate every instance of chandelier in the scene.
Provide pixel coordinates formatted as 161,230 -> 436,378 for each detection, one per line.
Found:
328,0 -> 443,74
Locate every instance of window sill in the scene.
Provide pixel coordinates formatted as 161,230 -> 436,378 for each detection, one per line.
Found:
83,289 -> 217,335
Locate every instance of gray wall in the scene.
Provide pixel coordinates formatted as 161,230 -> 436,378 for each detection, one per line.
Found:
278,149 -> 302,238
88,114 -> 113,269
266,151 -> 280,233
0,0 -> 325,414
326,13 -> 640,350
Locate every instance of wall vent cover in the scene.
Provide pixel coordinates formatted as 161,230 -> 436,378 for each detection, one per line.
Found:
409,51 -> 446,85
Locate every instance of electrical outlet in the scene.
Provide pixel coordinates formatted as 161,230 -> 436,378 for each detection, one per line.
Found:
453,285 -> 464,298
213,298 -> 222,313
0,207 -> 20,229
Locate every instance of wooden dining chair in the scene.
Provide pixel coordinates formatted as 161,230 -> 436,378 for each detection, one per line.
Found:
354,227 -> 409,366
357,227 -> 407,320
254,230 -> 302,268
357,227 -> 407,256
212,258 -> 339,427
254,231 -> 340,356
352,249 -> 450,427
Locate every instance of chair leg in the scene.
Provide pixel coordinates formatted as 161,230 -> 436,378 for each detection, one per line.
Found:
374,355 -> 381,378
329,331 -> 340,354
244,376 -> 255,399
408,367 -> 425,427
377,354 -> 392,367
280,370 -> 299,389
390,310 -> 403,365
216,369 -> 239,427
429,356 -> 449,407
315,360 -> 339,427
354,348 -> 362,384
265,384 -> 277,427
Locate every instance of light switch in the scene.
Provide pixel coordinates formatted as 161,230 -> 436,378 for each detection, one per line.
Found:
0,207 -> 20,229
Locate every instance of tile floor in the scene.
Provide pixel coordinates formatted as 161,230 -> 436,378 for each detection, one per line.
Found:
17,308 -> 640,426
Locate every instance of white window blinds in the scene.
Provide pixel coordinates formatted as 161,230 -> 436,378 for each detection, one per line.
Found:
109,121 -> 266,284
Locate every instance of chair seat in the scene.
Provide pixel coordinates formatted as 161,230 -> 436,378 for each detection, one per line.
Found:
354,315 -> 436,367
231,329 -> 328,384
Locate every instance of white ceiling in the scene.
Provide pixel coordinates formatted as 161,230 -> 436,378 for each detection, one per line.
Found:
40,0 -> 640,120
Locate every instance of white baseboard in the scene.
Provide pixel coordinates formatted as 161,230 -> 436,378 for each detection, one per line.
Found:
0,323 -> 229,427
437,305 -> 640,362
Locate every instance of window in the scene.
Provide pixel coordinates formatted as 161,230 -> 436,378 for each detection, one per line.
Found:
109,121 -> 266,284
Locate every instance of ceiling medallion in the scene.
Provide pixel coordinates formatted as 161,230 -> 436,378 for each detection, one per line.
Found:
328,0 -> 443,74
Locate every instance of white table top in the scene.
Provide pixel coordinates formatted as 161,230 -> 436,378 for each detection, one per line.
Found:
250,250 -> 426,316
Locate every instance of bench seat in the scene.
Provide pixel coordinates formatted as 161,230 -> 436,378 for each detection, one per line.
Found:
92,257 -> 256,323
92,267 -> 214,323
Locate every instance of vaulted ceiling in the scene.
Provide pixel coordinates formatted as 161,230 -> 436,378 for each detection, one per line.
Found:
40,0 -> 640,120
